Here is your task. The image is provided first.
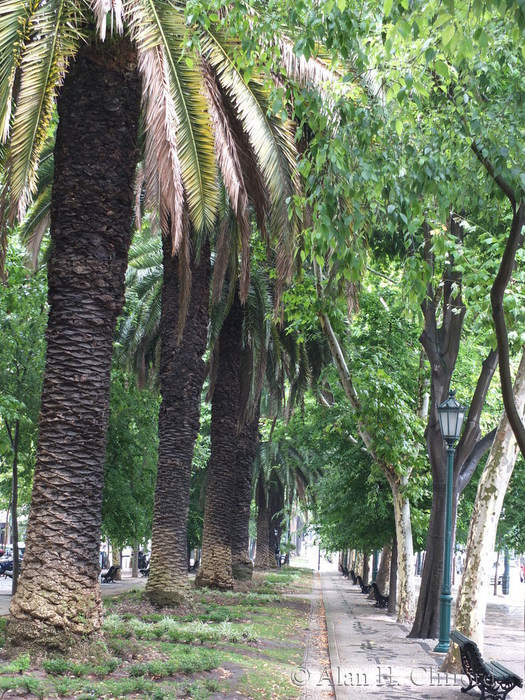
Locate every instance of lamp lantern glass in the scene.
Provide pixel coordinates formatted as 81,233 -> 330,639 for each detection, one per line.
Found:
437,390 -> 466,442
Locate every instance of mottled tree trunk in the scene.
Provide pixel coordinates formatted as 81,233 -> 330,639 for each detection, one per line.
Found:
268,480 -> 284,568
7,39 -> 141,649
231,406 -> 260,581
368,543 -> 391,600
442,348 -> 525,671
389,474 -> 416,623
195,294 -> 243,590
255,473 -> 271,568
362,552 -> 370,583
132,542 -> 139,579
388,535 -> 398,615
145,239 -> 210,605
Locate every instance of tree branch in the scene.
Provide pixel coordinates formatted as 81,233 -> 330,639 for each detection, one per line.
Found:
4,419 -> 15,451
471,141 -> 516,209
455,348 -> 498,469
457,428 -> 497,496
491,202 -> 525,455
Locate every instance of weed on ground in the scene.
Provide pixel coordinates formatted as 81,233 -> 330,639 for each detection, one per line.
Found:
0,567 -> 312,700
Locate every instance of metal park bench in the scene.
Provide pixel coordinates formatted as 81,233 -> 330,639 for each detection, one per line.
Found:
349,569 -> 358,584
450,630 -> 523,700
356,575 -> 372,594
370,581 -> 389,608
101,565 -> 120,583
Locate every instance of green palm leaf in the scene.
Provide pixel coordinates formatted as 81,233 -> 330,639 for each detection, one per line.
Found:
0,0 -> 34,142
8,0 -> 84,218
200,32 -> 297,209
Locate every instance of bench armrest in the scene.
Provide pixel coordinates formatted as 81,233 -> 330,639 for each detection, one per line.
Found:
450,630 -> 471,647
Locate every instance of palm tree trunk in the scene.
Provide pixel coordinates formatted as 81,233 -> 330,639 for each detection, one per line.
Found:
231,404 -> 260,581
195,294 -> 243,590
254,473 -> 271,569
146,238 -> 210,605
7,38 -> 141,650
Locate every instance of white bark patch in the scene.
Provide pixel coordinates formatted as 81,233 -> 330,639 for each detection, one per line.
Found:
443,346 -> 525,669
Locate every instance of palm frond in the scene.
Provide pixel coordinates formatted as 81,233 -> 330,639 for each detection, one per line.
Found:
279,39 -> 339,89
18,138 -> 54,268
200,27 -> 298,297
0,0 -> 33,142
210,212 -> 233,304
203,62 -> 252,300
124,0 -> 218,247
118,231 -> 163,380
90,0 -> 123,41
8,0 -> 84,220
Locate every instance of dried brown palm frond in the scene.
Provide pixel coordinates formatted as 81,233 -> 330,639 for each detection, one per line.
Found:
125,0 -> 219,250
91,0 -> 123,40
211,213 -> 233,304
203,62 -> 251,303
278,39 -> 340,88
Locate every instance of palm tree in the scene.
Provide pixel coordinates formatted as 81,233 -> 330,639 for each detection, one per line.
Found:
195,290 -> 243,589
196,263 -> 273,588
6,33 -> 142,650
145,234 -> 211,603
1,0 -> 296,646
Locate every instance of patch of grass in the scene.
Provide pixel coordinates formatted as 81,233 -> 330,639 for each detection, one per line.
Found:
43,656 -> 119,677
103,615 -> 257,644
0,652 -> 31,673
221,650 -> 302,700
0,675 -> 47,698
0,618 -> 7,648
183,678 -> 223,700
141,612 -> 165,623
130,646 -> 221,676
0,567 -> 311,700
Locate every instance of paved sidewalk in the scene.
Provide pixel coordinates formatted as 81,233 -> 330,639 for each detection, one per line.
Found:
320,570 -> 525,700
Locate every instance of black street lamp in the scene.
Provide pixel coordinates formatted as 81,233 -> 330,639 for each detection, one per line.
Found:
434,390 -> 467,654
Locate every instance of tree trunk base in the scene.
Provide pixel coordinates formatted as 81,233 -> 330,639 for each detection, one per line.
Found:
7,587 -> 102,652
440,649 -> 462,674
194,570 -> 234,590
143,587 -> 188,607
232,556 -> 254,581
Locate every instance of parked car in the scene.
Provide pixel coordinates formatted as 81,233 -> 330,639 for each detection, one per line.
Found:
0,544 -> 25,560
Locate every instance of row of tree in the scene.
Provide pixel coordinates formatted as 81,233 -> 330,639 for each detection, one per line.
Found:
0,0 -> 524,658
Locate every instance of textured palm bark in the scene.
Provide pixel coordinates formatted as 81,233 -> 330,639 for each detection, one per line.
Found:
195,295 -> 243,590
7,39 -> 141,649
231,405 -> 260,581
441,348 -> 525,672
254,473 -> 271,568
145,238 -> 210,605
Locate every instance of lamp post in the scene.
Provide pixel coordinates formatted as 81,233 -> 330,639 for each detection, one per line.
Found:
434,390 -> 467,654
